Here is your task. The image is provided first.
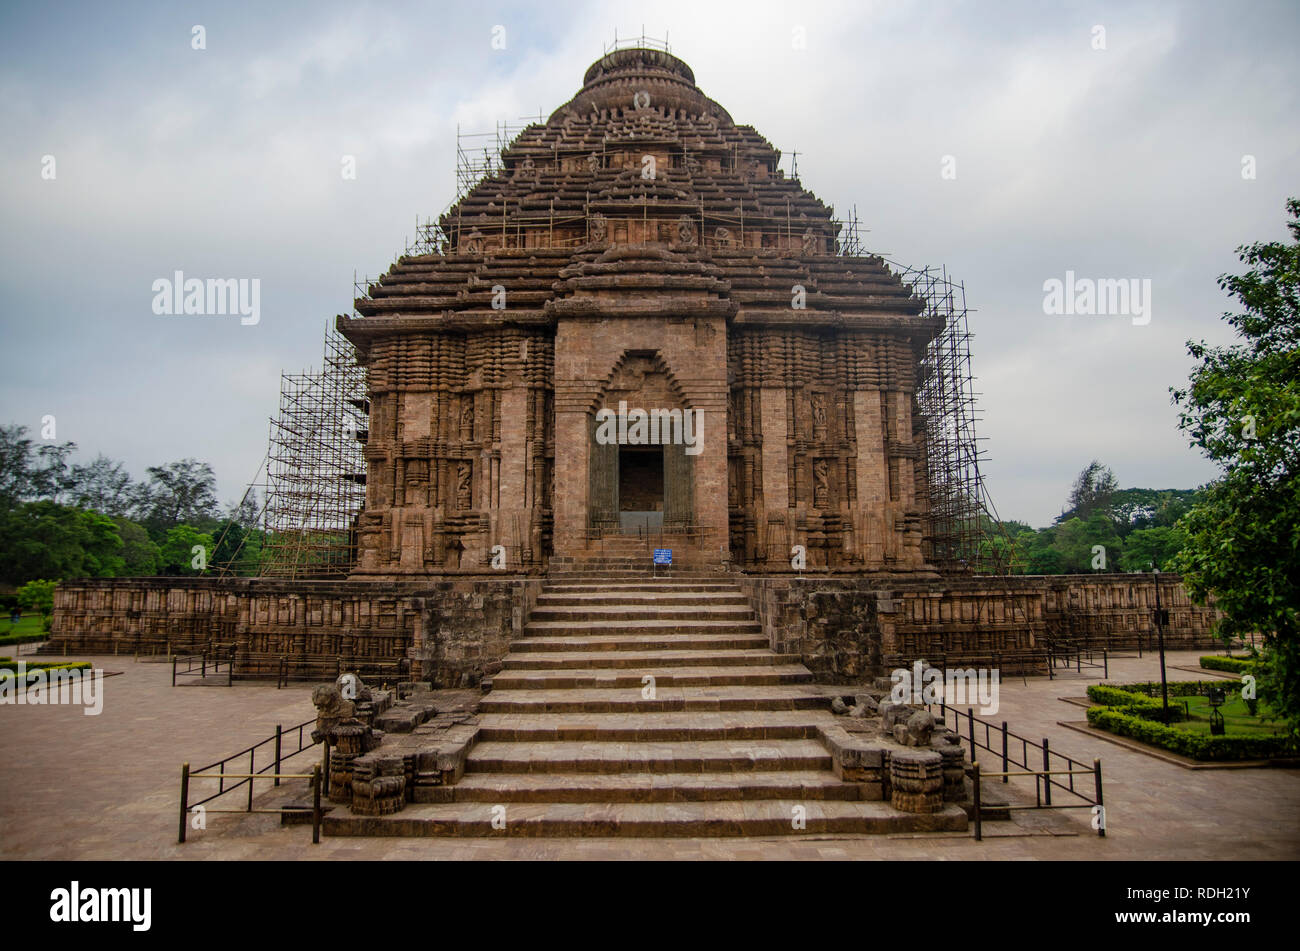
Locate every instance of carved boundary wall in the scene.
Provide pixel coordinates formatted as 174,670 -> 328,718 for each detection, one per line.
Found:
50,573 -> 1218,687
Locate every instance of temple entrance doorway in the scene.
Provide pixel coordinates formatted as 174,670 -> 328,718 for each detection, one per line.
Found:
618,446 -> 664,533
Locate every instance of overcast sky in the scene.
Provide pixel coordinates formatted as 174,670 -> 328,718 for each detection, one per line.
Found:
2,0 -> 1297,527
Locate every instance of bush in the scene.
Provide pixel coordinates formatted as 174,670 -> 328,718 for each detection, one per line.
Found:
0,632 -> 47,646
1113,680 -> 1240,698
1200,655 -> 1256,674
1086,706 -> 1292,761
1087,683 -> 1187,721
0,660 -> 92,673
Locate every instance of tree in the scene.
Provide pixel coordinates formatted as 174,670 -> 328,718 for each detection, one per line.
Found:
1059,460 -> 1119,523
0,502 -> 125,584
1117,525 -> 1187,572
16,579 -> 57,619
0,424 -> 77,510
1171,197 -> 1300,737
112,517 -> 161,575
70,454 -> 137,517
135,459 -> 219,537
159,525 -> 215,575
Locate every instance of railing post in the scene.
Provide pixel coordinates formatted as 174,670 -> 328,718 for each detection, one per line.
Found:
1103,649 -> 1109,680
172,654 -> 177,687
201,653 -> 206,679
972,761 -> 982,841
322,736 -> 331,797
248,748 -> 255,812
1001,721 -> 1008,782
228,649 -> 233,687
274,725 -> 283,787
312,764 -> 322,845
178,763 -> 190,844
1093,758 -> 1105,838
1042,737 -> 1052,806
967,708 -> 975,755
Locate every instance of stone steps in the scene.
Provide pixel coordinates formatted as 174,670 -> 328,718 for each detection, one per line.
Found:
420,769 -> 864,803
512,633 -> 768,652
490,665 -> 812,690
330,574 -> 967,838
522,619 -> 762,638
535,591 -> 749,606
479,685 -> 830,714
465,738 -> 834,774
325,799 -> 969,837
476,711 -> 824,743
500,649 -> 794,669
528,605 -> 755,622
542,581 -> 737,592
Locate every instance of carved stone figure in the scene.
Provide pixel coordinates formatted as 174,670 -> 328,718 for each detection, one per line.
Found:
894,709 -> 936,747
586,152 -> 600,173
456,462 -> 472,509
590,212 -> 608,242
714,226 -> 733,248
676,215 -> 697,246
311,683 -> 354,742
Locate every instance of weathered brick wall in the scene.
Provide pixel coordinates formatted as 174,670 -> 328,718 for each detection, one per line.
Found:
412,578 -> 542,687
739,577 -> 882,681
49,576 -> 538,687
741,573 -> 1221,683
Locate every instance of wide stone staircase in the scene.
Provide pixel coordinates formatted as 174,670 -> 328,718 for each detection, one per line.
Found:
333,574 -> 968,836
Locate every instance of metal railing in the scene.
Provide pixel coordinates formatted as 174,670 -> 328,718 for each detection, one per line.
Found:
929,702 -> 1105,839
1044,643 -> 1109,680
172,647 -> 235,687
178,717 -> 321,843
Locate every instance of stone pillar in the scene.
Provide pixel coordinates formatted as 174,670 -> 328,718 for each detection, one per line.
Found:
760,388 -> 789,511
854,389 -> 888,567
553,382 -> 592,556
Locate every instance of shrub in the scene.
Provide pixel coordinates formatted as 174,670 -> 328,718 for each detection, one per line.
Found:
1200,655 -> 1256,674
1087,683 -> 1186,721
1086,706 -> 1292,760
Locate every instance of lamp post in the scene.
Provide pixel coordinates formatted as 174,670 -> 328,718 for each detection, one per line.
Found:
1153,566 -> 1170,721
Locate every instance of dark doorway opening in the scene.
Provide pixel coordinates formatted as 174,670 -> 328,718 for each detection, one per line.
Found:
618,446 -> 664,531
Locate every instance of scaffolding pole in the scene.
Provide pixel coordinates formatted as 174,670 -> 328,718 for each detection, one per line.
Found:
259,324 -> 368,578
889,261 -> 1017,574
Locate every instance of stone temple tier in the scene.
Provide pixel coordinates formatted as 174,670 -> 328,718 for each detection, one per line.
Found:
338,47 -> 941,578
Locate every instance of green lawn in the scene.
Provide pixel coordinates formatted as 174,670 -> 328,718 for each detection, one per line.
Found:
1169,694 -> 1283,737
0,614 -> 47,642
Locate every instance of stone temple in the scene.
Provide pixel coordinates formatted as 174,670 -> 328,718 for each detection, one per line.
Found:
51,45 -> 1218,690
340,45 -> 940,578
48,44 -> 1223,837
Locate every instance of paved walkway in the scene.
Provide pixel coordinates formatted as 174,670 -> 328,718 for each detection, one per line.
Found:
1,649 -> 1296,860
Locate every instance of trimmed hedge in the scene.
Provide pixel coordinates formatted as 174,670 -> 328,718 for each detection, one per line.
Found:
0,633 -> 47,646
1200,655 -> 1256,674
1112,680 -> 1241,698
1086,706 -> 1291,761
0,661 -> 92,674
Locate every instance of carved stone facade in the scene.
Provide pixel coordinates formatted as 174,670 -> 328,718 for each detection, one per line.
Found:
338,47 -> 938,576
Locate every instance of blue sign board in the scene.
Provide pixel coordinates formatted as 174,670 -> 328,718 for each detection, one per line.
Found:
653,548 -> 672,566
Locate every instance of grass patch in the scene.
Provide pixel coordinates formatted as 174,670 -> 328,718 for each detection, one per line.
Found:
1086,680 -> 1292,760
0,614 -> 49,645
